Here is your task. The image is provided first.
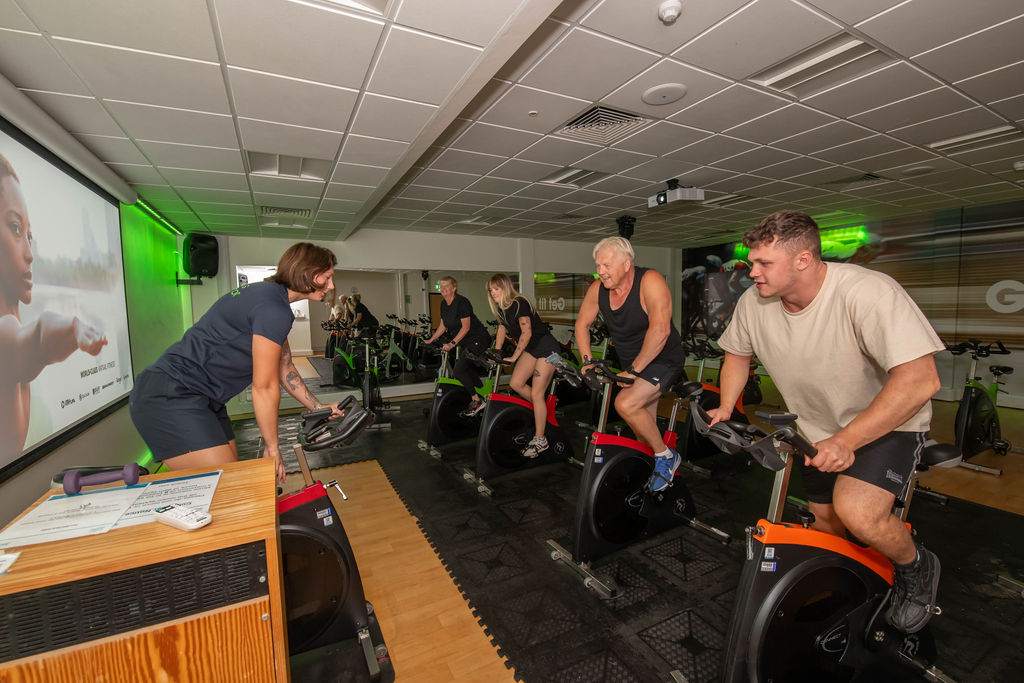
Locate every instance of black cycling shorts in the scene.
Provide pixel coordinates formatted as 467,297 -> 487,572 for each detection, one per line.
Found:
524,333 -> 562,360
634,358 -> 684,394
802,430 -> 925,504
129,369 -> 235,461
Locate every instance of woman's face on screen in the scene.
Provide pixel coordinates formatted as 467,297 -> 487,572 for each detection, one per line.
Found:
0,176 -> 33,308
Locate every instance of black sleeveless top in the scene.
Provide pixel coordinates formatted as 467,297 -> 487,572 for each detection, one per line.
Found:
597,266 -> 683,368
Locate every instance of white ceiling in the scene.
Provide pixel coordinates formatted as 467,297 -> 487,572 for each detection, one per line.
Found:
1,0 -> 1022,247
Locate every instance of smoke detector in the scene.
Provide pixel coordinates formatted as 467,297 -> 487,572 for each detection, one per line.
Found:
659,0 -> 682,24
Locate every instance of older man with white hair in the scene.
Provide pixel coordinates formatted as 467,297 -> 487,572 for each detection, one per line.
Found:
574,237 -> 686,491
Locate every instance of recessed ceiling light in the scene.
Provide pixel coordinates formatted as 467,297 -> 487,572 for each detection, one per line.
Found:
1013,160 -> 1024,172
902,165 -> 935,177
641,83 -> 688,106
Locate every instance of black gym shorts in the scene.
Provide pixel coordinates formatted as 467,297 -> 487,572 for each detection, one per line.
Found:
524,333 -> 562,360
633,358 -> 685,394
129,369 -> 235,461
802,430 -> 925,504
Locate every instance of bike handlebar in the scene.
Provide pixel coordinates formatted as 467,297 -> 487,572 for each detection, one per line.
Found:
689,401 -> 816,471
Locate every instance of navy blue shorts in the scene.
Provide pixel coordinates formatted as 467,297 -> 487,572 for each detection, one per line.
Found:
129,369 -> 235,461
802,431 -> 925,504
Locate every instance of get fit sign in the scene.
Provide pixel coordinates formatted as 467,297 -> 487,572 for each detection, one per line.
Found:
986,280 -> 1024,314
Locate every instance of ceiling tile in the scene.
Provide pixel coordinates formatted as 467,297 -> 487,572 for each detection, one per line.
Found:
990,93 -> 1024,121
325,183 -> 375,201
0,29 -> 89,94
490,157 -> 562,181
621,157 -> 700,182
399,184 -> 460,201
330,162 -> 389,186
612,121 -> 707,155
52,39 -> 228,113
136,139 -> 244,173
411,168 -> 478,189
426,148 -> 503,175
106,163 -> 164,185
852,88 -> 975,132
181,186 -> 252,204
804,0 -> 901,24
669,84 -> 788,133
673,0 -> 839,80
521,27 -> 659,102
713,146 -> 798,173
513,183 -> 575,200
857,0 -> 1023,57
450,189 -> 505,205
368,26 -> 481,106
853,147 -> 941,173
574,147 -> 653,173
584,174 -> 652,195
481,84 -> 589,134
804,62 -> 938,118
216,0 -> 383,88
163,167 -> 248,191
188,202 -> 255,216
238,118 -> 343,159
602,58 -> 730,120
339,135 -> 409,167
913,14 -> 1024,83
666,136 -> 757,166
75,134 -> 147,165
351,93 -> 437,142
396,0 -> 521,47
468,176 -> 529,194
581,0 -> 748,55
229,67 -> 358,132
726,105 -> 834,144
754,156 -> 834,180
949,138 -> 1024,166
812,134 -> 907,164
516,136 -> 601,165
450,121 -> 542,157
0,1 -> 34,31
774,121 -> 873,155
23,0 -> 219,60
105,100 -> 237,146
955,59 -> 1024,103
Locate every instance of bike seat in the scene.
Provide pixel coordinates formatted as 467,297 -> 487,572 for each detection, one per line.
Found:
990,365 -> 1014,377
674,380 -> 703,398
920,441 -> 962,469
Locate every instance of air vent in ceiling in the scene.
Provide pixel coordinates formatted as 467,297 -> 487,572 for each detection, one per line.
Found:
456,217 -> 491,226
818,172 -> 890,192
556,106 -> 649,145
248,151 -> 331,181
751,34 -> 895,99
552,213 -> 587,221
539,166 -> 610,188
259,206 -> 312,228
928,125 -> 1023,154
260,206 -> 312,218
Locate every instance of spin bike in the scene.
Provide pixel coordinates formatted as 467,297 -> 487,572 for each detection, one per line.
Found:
544,357 -> 728,598
688,402 -> 958,683
379,318 -> 413,382
416,343 -> 496,456
278,397 -> 393,681
462,349 -> 575,496
946,339 -> 1013,476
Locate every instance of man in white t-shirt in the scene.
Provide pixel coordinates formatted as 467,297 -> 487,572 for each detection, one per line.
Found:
708,210 -> 945,634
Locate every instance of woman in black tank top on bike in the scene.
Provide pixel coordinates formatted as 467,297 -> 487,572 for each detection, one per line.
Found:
487,274 -> 562,458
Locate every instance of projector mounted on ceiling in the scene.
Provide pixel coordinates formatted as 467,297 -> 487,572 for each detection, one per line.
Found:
648,178 -> 704,208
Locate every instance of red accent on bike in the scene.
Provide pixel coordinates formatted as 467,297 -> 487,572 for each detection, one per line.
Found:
699,383 -> 745,415
490,393 -> 531,410
546,394 -> 560,427
277,482 -> 327,514
754,518 -> 910,584
591,432 -> 654,457
664,431 -> 678,449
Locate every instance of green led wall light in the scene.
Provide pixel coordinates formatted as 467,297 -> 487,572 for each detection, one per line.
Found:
136,199 -> 183,236
733,225 -> 869,262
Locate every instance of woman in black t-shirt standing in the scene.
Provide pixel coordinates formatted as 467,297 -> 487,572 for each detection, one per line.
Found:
487,274 -> 562,458
424,275 -> 490,413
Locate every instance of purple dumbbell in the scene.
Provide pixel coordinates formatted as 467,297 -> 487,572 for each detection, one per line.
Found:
63,463 -> 143,495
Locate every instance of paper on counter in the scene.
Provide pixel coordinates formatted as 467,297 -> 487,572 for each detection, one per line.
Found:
0,484 -> 148,549
113,470 -> 222,528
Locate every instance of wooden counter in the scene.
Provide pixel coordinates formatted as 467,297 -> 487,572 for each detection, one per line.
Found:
0,458 -> 287,683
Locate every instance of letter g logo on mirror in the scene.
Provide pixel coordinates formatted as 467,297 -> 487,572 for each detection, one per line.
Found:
986,280 -> 1024,314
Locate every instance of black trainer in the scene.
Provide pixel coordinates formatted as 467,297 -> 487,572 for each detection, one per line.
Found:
459,399 -> 485,418
886,545 -> 941,633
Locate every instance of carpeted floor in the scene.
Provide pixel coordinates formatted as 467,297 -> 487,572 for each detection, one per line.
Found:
234,398 -> 1024,682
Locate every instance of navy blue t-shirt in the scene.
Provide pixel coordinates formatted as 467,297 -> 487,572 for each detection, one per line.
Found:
152,281 -> 294,404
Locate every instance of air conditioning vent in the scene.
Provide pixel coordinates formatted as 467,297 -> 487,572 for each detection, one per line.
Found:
556,106 -> 650,145
818,172 -> 890,192
248,151 -> 332,181
702,194 -> 751,208
752,34 -> 895,99
260,206 -> 312,219
539,166 -> 610,188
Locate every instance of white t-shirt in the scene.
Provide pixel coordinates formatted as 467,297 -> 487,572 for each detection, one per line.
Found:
718,262 -> 943,443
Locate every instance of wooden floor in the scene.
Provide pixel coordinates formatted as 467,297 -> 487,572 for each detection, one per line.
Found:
282,461 -> 516,683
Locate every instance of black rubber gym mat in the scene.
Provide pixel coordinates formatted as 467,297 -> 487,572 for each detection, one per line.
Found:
234,398 -> 1024,682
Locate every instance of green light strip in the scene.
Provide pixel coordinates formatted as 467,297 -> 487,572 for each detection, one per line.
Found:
136,199 -> 183,236
733,224 -> 867,261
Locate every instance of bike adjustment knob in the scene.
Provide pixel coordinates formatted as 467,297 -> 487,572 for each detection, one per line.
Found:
797,510 -> 816,528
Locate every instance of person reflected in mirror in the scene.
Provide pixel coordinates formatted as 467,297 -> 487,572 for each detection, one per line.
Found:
424,275 -> 491,415
130,242 -> 343,483
349,293 -> 378,337
706,210 -> 944,634
575,237 -> 685,491
487,274 -> 562,458
0,153 -> 107,465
